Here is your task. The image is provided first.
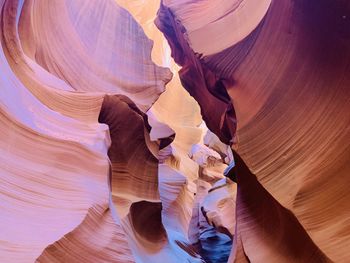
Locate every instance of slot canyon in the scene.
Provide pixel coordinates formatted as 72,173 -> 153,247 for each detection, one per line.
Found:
0,0 -> 349,262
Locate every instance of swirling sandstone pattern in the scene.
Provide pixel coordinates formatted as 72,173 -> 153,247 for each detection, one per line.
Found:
0,0 -> 190,262
157,0 -> 350,262
1,0 -> 349,262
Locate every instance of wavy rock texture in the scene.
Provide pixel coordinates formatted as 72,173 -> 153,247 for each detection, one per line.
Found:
162,0 -> 272,56
0,1 -> 112,262
18,0 -> 172,112
1,0 -> 227,262
97,94 -> 201,263
115,2 -> 235,262
157,0 -> 350,262
0,0 -> 192,262
155,5 -> 237,145
1,0 -> 349,262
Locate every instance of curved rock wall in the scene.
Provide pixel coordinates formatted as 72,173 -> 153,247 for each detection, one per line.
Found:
0,0 -> 349,262
157,0 -> 350,262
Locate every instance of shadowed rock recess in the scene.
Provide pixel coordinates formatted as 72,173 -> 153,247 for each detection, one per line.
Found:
0,0 -> 349,262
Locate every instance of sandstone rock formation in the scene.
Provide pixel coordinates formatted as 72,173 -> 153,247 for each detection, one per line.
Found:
157,0 -> 350,262
0,0 -> 349,262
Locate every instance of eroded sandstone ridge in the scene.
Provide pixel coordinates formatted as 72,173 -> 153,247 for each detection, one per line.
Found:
0,0 -> 349,262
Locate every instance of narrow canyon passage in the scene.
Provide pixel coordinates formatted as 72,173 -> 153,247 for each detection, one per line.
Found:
0,0 -> 349,262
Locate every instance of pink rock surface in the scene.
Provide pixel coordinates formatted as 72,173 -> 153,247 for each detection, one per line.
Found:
1,0 -> 349,262
157,0 -> 350,262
